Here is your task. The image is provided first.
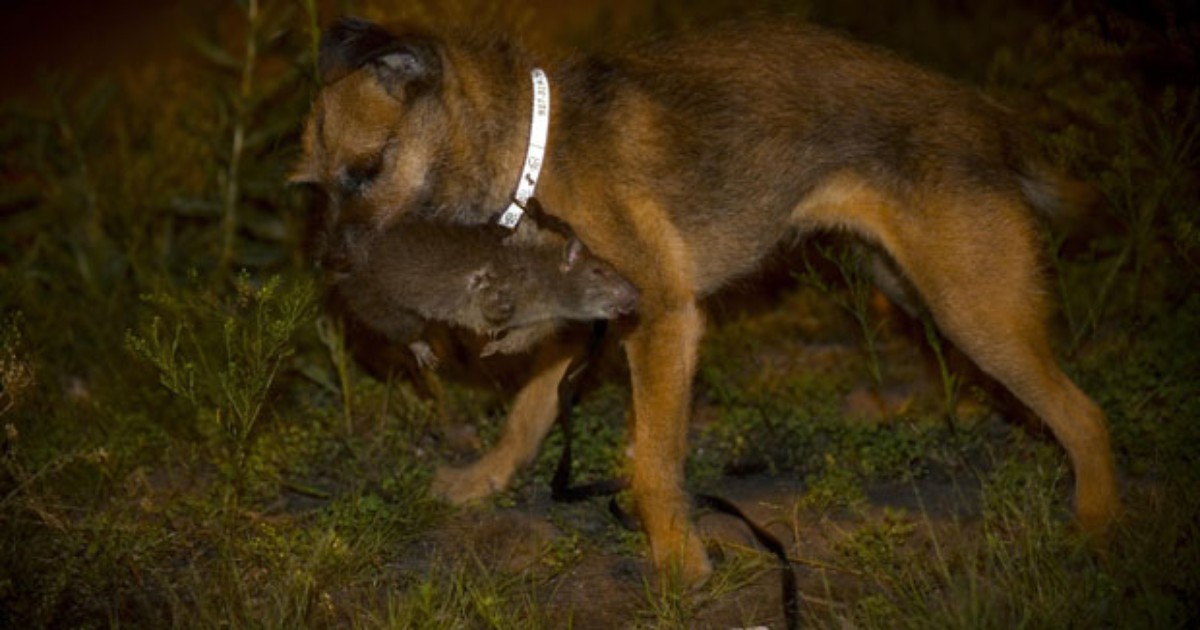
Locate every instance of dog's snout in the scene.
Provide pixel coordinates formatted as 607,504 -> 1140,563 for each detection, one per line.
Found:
321,222 -> 371,272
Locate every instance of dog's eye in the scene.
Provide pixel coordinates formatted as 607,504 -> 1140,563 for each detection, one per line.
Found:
337,138 -> 398,196
338,157 -> 384,195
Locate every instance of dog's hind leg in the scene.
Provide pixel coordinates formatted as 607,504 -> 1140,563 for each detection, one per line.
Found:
882,192 -> 1120,538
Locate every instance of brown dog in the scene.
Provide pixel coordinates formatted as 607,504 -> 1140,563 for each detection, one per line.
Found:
293,17 -> 1120,584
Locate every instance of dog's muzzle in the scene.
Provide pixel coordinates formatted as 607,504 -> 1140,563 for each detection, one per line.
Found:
321,222 -> 372,273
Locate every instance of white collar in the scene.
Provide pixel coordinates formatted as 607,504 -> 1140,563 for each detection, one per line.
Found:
497,68 -> 551,229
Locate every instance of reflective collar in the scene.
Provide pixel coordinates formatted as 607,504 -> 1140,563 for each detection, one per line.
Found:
497,68 -> 551,229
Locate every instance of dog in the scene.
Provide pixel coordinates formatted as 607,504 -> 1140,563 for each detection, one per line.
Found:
292,16 -> 1120,585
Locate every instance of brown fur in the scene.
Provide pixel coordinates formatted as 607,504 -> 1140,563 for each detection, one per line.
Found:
327,217 -> 639,365
295,17 -> 1120,584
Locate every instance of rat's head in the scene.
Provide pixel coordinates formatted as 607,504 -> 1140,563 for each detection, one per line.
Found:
461,237 -> 638,333
554,238 -> 640,320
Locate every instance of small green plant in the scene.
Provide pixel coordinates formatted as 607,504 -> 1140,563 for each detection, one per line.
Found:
796,459 -> 866,514
126,273 -> 316,494
989,13 -> 1200,351
635,543 -> 774,629
383,558 -> 546,629
187,0 -> 312,273
1104,89 -> 1200,311
525,382 -> 629,490
796,241 -> 887,387
315,314 -> 355,433
835,507 -> 916,574
0,313 -> 35,420
636,558 -> 700,629
920,314 -> 962,426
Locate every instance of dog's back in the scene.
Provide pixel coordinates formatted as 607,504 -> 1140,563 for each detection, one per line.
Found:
552,21 -> 1058,295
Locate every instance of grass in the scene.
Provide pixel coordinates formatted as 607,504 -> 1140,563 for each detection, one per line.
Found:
2,0 -> 1199,627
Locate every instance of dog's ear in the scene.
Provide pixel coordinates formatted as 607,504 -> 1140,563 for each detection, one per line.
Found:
319,17 -> 441,98
369,38 -> 442,99
319,17 -> 395,83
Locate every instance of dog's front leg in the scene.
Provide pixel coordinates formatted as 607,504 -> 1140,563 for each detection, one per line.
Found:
432,340 -> 575,503
624,300 -> 710,585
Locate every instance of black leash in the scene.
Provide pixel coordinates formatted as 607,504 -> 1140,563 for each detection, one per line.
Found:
548,320 -> 641,530
694,493 -> 801,629
548,321 -> 801,629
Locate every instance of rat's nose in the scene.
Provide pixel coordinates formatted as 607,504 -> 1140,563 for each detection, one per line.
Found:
611,280 -> 640,316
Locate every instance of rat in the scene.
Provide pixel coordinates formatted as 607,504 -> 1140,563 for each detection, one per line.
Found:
327,218 -> 639,368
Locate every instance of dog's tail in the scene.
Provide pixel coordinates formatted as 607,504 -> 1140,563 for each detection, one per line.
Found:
1018,157 -> 1110,239
1003,119 -> 1104,227
1019,157 -> 1095,212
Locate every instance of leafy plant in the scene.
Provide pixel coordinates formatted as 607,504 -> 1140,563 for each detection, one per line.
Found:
126,273 -> 316,492
795,241 -> 887,387
186,0 -> 313,273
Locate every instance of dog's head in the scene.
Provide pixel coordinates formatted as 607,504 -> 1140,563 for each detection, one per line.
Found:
291,18 -> 452,272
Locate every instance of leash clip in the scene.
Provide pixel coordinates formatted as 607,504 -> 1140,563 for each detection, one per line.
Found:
498,197 -> 528,229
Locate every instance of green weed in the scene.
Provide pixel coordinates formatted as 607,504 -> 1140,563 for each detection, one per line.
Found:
381,559 -> 548,629
795,241 -> 888,387
126,274 -> 317,493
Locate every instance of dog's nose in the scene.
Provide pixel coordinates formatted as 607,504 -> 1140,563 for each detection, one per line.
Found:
321,223 -> 370,272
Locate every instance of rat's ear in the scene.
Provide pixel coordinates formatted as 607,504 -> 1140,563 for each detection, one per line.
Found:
560,238 -> 585,272
319,17 -> 442,98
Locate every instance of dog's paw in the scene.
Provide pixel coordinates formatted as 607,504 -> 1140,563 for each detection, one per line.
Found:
655,533 -> 713,590
431,463 -> 507,504
1076,486 -> 1122,550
